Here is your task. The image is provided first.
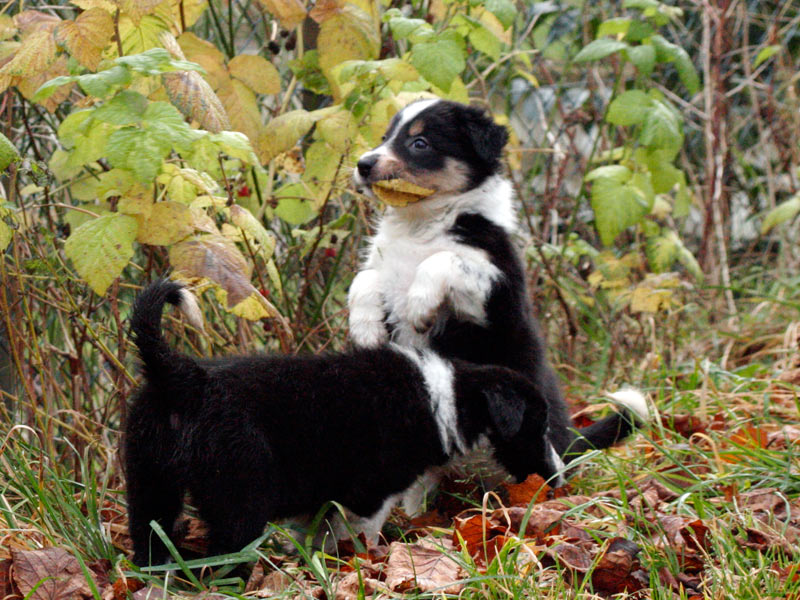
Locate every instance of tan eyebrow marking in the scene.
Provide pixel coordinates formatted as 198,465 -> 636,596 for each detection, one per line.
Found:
408,120 -> 425,137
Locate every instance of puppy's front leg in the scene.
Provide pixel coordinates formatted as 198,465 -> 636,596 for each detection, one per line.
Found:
348,269 -> 388,347
404,251 -> 501,333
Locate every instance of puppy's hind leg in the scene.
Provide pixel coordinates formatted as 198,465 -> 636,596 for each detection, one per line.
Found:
127,465 -> 185,567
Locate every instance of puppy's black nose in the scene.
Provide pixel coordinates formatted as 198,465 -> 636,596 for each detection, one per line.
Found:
357,155 -> 378,179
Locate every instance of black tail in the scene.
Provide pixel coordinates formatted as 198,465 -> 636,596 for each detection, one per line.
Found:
563,389 -> 649,457
130,280 -> 203,399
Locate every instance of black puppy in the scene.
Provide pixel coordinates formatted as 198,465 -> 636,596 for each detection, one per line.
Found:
125,280 -> 562,565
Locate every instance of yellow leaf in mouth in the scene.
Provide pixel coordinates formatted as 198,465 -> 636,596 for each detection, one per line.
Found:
372,179 -> 435,207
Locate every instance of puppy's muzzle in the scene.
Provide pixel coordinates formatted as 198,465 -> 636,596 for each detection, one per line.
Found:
357,154 -> 378,180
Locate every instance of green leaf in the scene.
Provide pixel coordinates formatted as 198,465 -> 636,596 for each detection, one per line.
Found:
646,229 -> 679,272
590,176 -> 652,245
623,0 -> 660,9
753,44 -> 781,69
0,130 -> 20,171
274,182 -> 317,225
0,220 -> 11,252
626,44 -> 656,75
640,100 -> 682,157
64,213 -> 138,295
57,110 -> 94,148
676,241 -> 703,281
585,165 -> 632,183
651,35 -> 699,95
485,0 -> 516,29
625,20 -> 656,42
92,91 -> 148,126
142,101 -> 201,152
574,39 -> 629,63
67,120 -> 116,168
606,90 -> 653,126
597,18 -> 631,38
208,131 -> 258,164
467,21 -> 501,60
761,193 -> 800,235
106,128 -> 169,181
78,65 -> 133,97
410,39 -> 465,92
385,13 -> 430,40
116,48 -> 204,76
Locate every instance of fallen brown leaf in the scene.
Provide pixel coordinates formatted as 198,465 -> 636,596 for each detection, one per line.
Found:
385,538 -> 465,594
590,537 -> 644,595
0,559 -> 15,598
502,473 -> 551,506
12,547 -> 95,600
334,570 -> 385,600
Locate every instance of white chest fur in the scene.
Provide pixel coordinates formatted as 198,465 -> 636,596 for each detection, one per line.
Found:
348,176 -> 517,349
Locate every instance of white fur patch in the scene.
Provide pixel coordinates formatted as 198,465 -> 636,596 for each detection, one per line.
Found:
347,269 -> 388,348
547,441 -> 566,487
401,250 -> 501,333
395,347 -> 465,455
176,288 -> 204,332
606,388 -> 650,422
351,175 -> 514,352
394,99 -> 440,132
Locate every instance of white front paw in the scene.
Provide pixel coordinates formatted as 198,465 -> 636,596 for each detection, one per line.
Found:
350,318 -> 388,348
403,285 -> 442,334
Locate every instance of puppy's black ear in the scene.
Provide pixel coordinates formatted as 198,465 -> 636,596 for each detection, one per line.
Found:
485,384 -> 526,439
464,107 -> 509,165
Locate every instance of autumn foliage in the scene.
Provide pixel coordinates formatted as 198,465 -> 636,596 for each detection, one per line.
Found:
2,0 -> 800,598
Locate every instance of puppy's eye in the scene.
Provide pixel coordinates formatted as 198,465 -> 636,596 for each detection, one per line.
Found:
411,138 -> 429,150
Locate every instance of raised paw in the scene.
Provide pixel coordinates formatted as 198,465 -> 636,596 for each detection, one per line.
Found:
350,318 -> 389,348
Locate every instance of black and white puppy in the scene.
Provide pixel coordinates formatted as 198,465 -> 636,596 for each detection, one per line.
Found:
125,280 -> 562,566
350,99 -> 648,504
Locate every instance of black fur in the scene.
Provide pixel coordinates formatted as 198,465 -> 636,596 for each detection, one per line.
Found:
439,212 -> 639,457
125,281 -> 557,565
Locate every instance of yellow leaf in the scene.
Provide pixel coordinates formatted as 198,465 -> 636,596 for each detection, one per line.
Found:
163,70 -> 230,132
17,55 -> 70,112
177,31 -> 228,90
225,290 -> 271,320
14,11 -> 60,35
254,0 -> 306,30
630,286 -> 673,313
316,108 -> 357,154
228,54 -> 280,95
257,109 -> 314,163
118,13 -> 170,56
169,234 -> 254,305
71,0 -> 116,11
118,191 -> 154,218
136,200 -> 195,245
0,15 -> 17,41
116,0 -> 166,26
0,29 -> 56,77
217,78 -> 263,146
0,221 -> 12,253
168,0 -> 208,29
317,4 -> 379,78
229,204 -> 276,259
57,8 -> 114,71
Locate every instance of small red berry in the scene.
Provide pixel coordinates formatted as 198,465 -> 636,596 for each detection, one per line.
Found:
324,248 -> 337,258
237,185 -> 250,197
259,288 -> 270,297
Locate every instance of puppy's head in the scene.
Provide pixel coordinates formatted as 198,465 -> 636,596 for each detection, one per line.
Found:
354,99 -> 509,198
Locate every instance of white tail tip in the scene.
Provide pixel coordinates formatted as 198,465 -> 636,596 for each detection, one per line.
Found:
176,287 -> 205,333
606,388 -> 650,422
